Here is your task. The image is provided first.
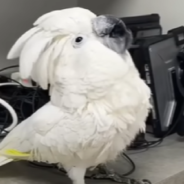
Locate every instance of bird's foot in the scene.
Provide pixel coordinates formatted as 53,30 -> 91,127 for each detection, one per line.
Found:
86,164 -> 151,184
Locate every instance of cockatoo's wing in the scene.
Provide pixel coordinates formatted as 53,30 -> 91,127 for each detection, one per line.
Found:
0,102 -> 65,163
7,7 -> 96,87
0,101 -> 115,165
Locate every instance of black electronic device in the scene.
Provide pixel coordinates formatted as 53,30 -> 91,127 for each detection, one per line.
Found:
175,47 -> 184,136
168,27 -> 184,136
130,34 -> 181,137
122,14 -> 162,39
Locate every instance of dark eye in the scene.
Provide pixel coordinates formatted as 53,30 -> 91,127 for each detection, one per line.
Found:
75,37 -> 83,43
73,35 -> 85,48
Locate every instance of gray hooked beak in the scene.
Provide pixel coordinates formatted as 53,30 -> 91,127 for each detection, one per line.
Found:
92,15 -> 132,54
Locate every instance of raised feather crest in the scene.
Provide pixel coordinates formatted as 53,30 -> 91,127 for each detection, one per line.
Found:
7,7 -> 97,89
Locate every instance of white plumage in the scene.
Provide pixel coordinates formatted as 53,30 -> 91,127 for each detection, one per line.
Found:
1,7 -> 151,184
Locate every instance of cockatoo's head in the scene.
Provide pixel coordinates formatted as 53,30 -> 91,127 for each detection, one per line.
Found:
93,15 -> 132,54
7,7 -> 133,90
33,31 -> 130,91
47,32 -> 132,108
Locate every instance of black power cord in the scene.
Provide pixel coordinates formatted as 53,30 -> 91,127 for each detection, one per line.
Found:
0,85 -> 49,136
0,65 -> 19,73
122,153 -> 136,176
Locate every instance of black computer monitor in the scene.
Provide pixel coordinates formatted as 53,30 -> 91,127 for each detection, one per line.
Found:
130,35 -> 181,137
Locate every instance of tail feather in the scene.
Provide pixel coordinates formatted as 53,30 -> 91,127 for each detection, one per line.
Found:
0,156 -> 13,167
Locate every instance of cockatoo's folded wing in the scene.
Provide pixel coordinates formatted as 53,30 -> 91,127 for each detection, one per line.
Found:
0,101 -> 110,164
0,102 -> 65,161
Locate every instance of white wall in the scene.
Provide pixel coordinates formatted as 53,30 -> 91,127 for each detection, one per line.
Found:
78,0 -> 184,33
0,0 -> 77,71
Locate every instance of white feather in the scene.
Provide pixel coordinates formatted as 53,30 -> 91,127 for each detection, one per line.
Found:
7,27 -> 40,59
34,10 -> 61,26
31,40 -> 55,89
19,31 -> 52,79
31,35 -> 69,89
47,41 -> 60,85
34,7 -> 96,33
47,39 -> 65,85
33,7 -> 96,26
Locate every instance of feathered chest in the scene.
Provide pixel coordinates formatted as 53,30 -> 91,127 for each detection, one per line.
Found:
30,71 -> 151,164
46,69 -> 151,150
51,68 -> 151,112
49,76 -> 150,139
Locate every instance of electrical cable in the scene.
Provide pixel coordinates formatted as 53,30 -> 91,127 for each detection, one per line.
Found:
122,153 -> 136,176
0,83 -> 20,87
0,65 -> 19,73
0,98 -> 18,133
0,85 -> 49,137
0,75 -> 23,86
0,72 -> 49,138
0,82 -> 20,134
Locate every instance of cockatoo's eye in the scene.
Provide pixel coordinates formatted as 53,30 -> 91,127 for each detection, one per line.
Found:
75,37 -> 83,43
73,36 -> 85,48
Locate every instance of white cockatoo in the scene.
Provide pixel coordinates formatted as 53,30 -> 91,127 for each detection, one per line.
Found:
0,7 -> 151,184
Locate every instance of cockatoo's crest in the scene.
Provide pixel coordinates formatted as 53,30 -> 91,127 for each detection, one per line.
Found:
7,7 -> 97,89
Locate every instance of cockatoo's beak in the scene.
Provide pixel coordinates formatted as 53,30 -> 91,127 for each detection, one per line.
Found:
92,15 -> 132,54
